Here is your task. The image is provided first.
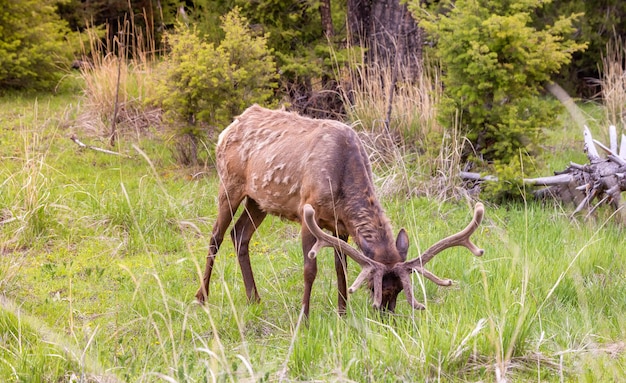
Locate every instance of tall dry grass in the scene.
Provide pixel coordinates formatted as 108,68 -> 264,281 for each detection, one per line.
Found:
336,47 -> 468,200
338,48 -> 443,147
75,11 -> 161,142
599,34 -> 626,131
0,104 -> 59,248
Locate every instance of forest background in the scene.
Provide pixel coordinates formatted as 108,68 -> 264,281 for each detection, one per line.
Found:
3,0 -> 626,382
4,0 -> 626,180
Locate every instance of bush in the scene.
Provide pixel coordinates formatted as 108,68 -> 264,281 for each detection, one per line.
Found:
154,8 -> 278,165
411,0 -> 586,188
0,0 -> 78,91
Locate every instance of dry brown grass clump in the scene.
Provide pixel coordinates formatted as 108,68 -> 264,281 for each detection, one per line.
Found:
357,122 -> 470,202
339,49 -> 443,148
73,13 -> 162,143
337,46 -> 469,201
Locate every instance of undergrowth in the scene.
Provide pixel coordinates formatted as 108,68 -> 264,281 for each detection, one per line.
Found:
2,93 -> 626,382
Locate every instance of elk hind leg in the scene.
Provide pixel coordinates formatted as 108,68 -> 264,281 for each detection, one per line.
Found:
196,187 -> 244,303
231,198 -> 267,303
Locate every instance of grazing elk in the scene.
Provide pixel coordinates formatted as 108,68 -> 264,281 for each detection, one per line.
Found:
196,104 -> 484,316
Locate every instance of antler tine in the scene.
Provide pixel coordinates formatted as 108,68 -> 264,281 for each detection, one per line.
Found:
302,204 -> 374,265
404,203 -> 485,270
302,204 -> 387,308
391,261 -> 455,309
405,202 -> 485,270
394,203 -> 484,309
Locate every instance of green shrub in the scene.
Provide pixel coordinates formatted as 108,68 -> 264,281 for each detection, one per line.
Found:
411,0 -> 586,191
234,0 -> 328,80
154,7 -> 278,165
0,0 -> 78,91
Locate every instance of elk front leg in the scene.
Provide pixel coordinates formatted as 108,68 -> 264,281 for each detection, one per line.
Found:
334,234 -> 349,315
196,230 -> 225,303
196,188 -> 243,303
231,198 -> 267,303
301,227 -> 318,318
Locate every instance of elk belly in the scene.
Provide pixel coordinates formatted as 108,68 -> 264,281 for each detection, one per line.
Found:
246,164 -> 302,221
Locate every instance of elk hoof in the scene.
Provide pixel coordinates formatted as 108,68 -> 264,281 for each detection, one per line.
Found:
195,289 -> 207,304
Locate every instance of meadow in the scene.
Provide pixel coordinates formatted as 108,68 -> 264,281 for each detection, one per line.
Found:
1,88 -> 626,383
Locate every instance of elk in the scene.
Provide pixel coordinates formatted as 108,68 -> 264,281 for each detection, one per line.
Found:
196,104 -> 484,316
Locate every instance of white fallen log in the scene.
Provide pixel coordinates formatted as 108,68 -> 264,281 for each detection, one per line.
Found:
620,134 -> 626,159
609,125 -> 618,153
459,171 -> 498,182
460,125 -> 626,222
523,173 -> 573,186
460,172 -> 574,186
583,125 -> 600,160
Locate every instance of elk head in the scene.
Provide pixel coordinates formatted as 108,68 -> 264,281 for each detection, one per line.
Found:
303,202 -> 485,310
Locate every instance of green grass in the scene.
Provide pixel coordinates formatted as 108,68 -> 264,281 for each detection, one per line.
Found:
1,93 -> 626,382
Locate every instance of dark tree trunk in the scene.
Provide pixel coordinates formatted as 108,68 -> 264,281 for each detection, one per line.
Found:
347,0 -> 372,45
291,0 -> 344,119
319,0 -> 334,39
348,0 -> 423,79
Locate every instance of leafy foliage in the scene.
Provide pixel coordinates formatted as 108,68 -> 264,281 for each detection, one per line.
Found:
234,0 -> 327,79
0,0 -> 78,91
153,8 -> 278,164
412,0 -> 586,184
536,0 -> 626,96
231,0 -> 354,117
175,0 -> 235,44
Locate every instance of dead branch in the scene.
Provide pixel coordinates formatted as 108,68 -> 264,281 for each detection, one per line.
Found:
70,134 -> 131,158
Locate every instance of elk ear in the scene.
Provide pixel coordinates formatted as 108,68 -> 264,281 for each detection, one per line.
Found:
396,228 -> 409,260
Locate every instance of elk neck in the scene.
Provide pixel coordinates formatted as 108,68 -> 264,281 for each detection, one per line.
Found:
338,152 -> 401,265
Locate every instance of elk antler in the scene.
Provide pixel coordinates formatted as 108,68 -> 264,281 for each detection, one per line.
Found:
302,204 -> 387,308
394,203 -> 485,309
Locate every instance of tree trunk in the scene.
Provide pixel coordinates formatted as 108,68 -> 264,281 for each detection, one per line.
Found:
347,0 -> 372,45
348,0 -> 423,79
319,0 -> 334,39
